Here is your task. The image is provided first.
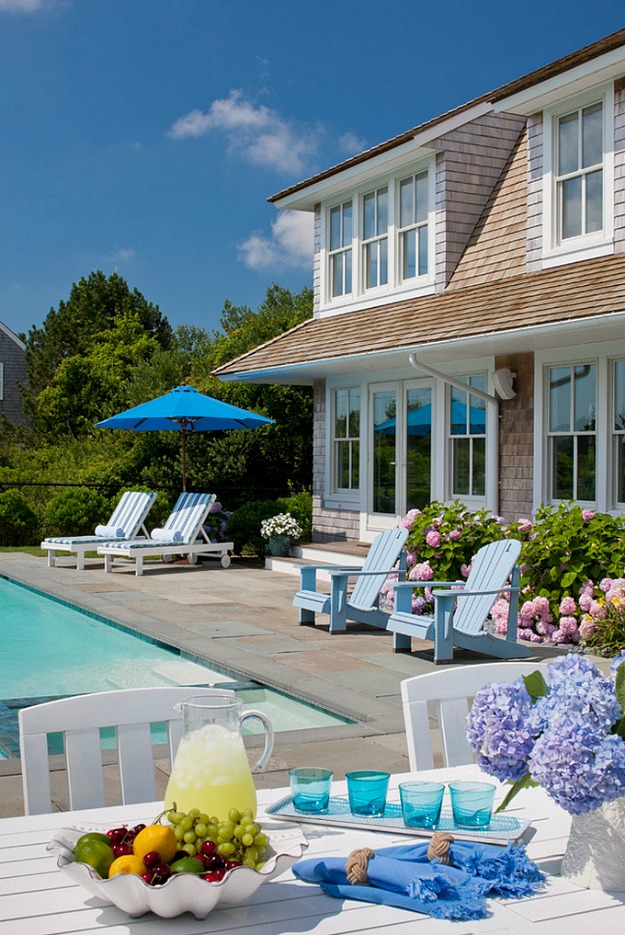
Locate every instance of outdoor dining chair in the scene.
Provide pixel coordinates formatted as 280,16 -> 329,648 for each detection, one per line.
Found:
18,686 -> 235,815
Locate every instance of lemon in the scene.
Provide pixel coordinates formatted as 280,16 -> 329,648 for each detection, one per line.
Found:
73,839 -> 115,879
132,824 -> 178,864
108,854 -> 147,877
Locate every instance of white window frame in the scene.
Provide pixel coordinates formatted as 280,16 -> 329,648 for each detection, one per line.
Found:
361,186 -> 389,292
542,83 -> 614,267
533,341 -> 625,513
328,200 -> 353,299
320,156 -> 435,311
325,380 -> 362,507
330,385 -> 361,497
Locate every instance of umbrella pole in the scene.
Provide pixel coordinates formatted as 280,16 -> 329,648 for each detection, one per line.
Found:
181,425 -> 187,492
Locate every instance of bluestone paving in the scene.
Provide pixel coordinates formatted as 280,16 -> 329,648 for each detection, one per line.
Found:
0,551 -> 564,817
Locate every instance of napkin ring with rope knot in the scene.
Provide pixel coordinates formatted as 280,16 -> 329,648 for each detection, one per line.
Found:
346,834 -> 455,885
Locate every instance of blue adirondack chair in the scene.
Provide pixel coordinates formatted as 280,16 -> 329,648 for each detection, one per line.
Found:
386,538 -> 530,663
293,527 -> 408,633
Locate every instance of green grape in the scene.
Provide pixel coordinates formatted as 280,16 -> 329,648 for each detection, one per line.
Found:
182,843 -> 197,856
167,809 -> 184,825
234,824 -> 245,840
194,822 -> 208,837
183,830 -> 196,844
217,841 -> 236,856
228,808 -> 241,823
242,856 -> 256,867
241,833 -> 254,847
245,845 -> 259,863
188,808 -> 201,819
198,813 -> 209,824
253,833 -> 267,850
179,816 -> 194,833
174,825 -> 186,842
240,808 -> 254,821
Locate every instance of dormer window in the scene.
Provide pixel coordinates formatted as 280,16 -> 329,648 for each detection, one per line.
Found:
398,170 -> 429,281
556,101 -> 603,241
329,201 -> 353,297
362,187 -> 388,289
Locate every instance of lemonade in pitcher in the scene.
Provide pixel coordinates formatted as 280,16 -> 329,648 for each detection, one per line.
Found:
164,693 -> 274,822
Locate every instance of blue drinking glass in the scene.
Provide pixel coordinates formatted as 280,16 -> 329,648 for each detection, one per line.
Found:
449,780 -> 496,828
289,767 -> 333,813
399,781 -> 445,828
346,770 -> 390,817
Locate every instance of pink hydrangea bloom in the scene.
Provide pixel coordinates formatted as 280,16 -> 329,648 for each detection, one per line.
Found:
425,530 -> 441,547
461,562 -> 472,578
517,518 -> 532,533
599,578 -> 613,593
449,529 -> 462,541
534,596 -> 551,617
579,617 -> 597,639
405,551 -> 417,566
559,595 -> 577,615
401,508 -> 420,529
520,599 -> 536,619
580,580 -> 594,597
579,592 -> 593,612
535,619 -> 557,638
581,509 -> 595,521
412,595 -> 428,615
409,562 -> 434,581
589,600 -> 607,619
210,501 -> 223,513
425,587 -> 434,602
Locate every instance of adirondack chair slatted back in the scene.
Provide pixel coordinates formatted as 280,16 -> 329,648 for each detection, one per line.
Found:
163,492 -> 215,544
109,490 -> 156,537
401,662 -> 549,771
348,527 -> 408,611
452,538 -> 522,636
19,687 -> 234,815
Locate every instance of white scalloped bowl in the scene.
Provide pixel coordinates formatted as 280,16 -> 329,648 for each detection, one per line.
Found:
48,823 -> 308,919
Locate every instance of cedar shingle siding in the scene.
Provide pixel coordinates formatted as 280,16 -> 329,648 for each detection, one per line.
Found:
0,325 -> 27,426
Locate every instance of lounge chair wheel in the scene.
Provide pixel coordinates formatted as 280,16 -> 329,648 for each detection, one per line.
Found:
187,553 -> 198,565
162,554 -> 174,564
220,554 -> 231,568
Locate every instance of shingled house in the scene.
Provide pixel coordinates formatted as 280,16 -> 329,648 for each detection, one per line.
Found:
215,29 -> 625,544
0,321 -> 26,426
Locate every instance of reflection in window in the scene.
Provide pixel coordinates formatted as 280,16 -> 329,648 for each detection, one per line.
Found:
329,202 -> 352,297
398,171 -> 429,280
556,101 -> 603,241
613,360 -> 625,504
333,387 -> 360,492
362,188 -> 388,289
406,387 -> 431,510
372,390 -> 396,513
547,363 -> 596,501
449,376 -> 486,498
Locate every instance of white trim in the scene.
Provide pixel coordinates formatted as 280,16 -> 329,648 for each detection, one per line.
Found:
542,83 -> 614,262
0,321 -> 26,350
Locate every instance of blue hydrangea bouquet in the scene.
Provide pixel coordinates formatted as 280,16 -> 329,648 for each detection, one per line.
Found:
466,654 -> 625,815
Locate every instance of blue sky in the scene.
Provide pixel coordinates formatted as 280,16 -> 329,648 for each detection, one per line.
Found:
1,0 -> 624,340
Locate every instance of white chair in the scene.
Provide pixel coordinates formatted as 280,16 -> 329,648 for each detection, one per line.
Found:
400,661 -> 550,771
18,686 -> 234,815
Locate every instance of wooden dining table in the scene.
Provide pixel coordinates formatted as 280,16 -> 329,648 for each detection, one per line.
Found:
1,765 -> 624,935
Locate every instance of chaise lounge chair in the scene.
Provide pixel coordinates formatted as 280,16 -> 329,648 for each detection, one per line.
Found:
40,490 -> 157,570
98,491 -> 233,575
293,527 -> 408,632
386,537 -> 531,663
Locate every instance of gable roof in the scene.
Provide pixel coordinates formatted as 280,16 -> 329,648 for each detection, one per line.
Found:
269,28 -> 625,207
0,321 -> 26,351
213,251 -> 625,382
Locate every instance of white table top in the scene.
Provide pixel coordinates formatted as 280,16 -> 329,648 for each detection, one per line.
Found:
1,765 -> 624,935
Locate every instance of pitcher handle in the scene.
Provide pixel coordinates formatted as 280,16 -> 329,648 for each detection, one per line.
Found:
240,709 -> 274,770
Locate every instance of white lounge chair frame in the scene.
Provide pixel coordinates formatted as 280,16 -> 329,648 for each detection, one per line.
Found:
98,491 -> 233,575
40,490 -> 156,570
19,686 -> 235,815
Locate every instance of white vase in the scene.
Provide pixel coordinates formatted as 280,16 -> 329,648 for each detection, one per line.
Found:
560,796 -> 625,891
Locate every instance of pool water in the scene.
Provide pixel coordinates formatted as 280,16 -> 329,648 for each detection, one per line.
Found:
0,577 -> 348,757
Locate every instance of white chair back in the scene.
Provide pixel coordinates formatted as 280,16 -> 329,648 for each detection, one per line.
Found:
400,661 -> 549,771
19,686 -> 234,815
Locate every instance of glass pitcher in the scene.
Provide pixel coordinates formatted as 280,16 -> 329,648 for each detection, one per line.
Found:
164,692 -> 274,821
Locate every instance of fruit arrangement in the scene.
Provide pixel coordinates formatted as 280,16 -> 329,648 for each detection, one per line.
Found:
72,806 -> 268,885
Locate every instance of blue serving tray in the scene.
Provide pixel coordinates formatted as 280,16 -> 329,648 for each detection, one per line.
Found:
265,795 -> 529,845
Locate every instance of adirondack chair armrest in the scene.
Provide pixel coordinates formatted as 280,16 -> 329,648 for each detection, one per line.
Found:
433,585 -> 518,598
328,567 -> 402,578
393,580 -> 463,589
298,563 -> 362,591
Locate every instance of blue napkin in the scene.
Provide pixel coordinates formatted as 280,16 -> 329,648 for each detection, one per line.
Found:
292,840 -> 544,921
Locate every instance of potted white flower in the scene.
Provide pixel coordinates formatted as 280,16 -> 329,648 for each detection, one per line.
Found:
260,512 -> 303,557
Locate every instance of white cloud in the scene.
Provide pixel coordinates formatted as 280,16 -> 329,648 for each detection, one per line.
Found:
168,90 -> 318,174
0,0 -> 68,12
113,247 -> 136,263
238,211 -> 313,272
338,131 -> 368,155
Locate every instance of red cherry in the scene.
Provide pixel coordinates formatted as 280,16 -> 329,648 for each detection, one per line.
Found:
203,853 -> 224,869
200,840 -> 217,857
142,850 -> 161,870
141,871 -> 154,884
133,823 -> 146,834
112,843 -> 133,858
223,859 -> 240,871
154,862 -> 170,877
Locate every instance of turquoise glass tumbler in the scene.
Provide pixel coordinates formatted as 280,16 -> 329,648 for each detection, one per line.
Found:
449,781 -> 496,828
346,770 -> 390,817
289,767 -> 333,813
399,781 -> 445,828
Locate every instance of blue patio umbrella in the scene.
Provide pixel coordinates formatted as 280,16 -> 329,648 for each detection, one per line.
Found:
96,385 -> 274,490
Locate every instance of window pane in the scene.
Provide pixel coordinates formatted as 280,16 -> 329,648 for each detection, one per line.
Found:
549,367 -> 571,431
416,172 -> 428,222
469,394 -> 486,435
450,385 -> 467,435
573,364 -> 595,431
373,390 -> 396,514
400,178 -> 413,227
586,169 -> 603,233
363,193 -> 375,240
377,188 -> 388,236
582,102 -> 603,169
472,437 -> 486,496
418,225 -> 428,275
379,237 -> 388,285
344,249 -> 352,293
452,438 -> 470,495
406,387 -> 431,510
330,207 -> 341,250
552,436 -> 574,499
348,388 -> 360,437
352,440 -> 360,488
617,437 -> 625,502
558,111 -> 579,176
336,441 -> 350,489
561,176 -> 582,239
366,243 -> 377,288
577,435 -> 596,500
335,389 -> 347,438
343,204 -> 352,245
402,229 -> 415,278
615,360 -> 625,430
331,253 -> 343,297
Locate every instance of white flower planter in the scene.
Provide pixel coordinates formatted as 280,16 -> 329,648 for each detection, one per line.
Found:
560,796 -> 625,891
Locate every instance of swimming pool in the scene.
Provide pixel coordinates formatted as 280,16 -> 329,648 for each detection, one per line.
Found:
0,576 -> 349,757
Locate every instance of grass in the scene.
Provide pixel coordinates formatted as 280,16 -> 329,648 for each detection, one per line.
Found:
0,546 -> 46,556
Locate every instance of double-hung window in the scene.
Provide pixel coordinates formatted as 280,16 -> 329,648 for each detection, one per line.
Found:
547,363 -> 596,502
398,171 -> 429,281
362,187 -> 388,289
556,101 -> 603,242
612,360 -> 625,506
329,201 -> 352,297
333,387 -> 360,493
449,376 -> 487,499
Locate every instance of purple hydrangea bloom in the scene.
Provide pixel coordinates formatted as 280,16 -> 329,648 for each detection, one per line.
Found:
466,680 -> 537,782
611,650 -> 625,678
528,655 -> 621,736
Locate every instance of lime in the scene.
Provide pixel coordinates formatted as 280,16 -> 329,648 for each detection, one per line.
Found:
74,839 -> 115,879
170,856 -> 205,874
75,832 -> 111,847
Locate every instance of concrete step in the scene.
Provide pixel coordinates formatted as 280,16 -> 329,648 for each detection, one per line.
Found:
265,540 -> 369,578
